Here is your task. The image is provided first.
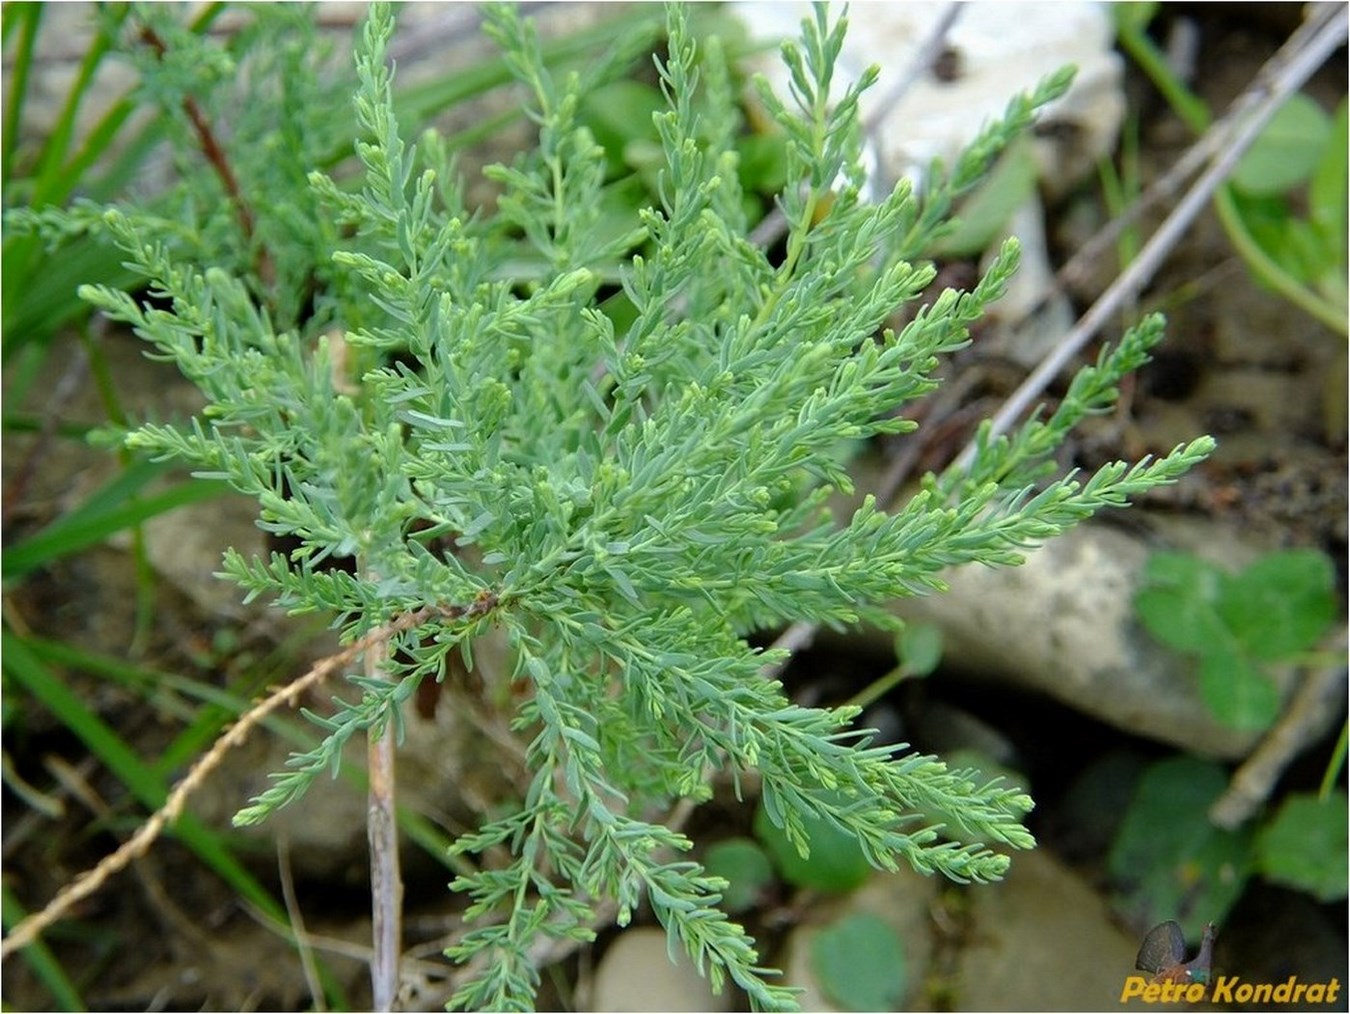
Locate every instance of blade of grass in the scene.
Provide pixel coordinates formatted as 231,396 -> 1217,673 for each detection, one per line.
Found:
2,2 -> 30,45
1,3 -> 42,187
1319,721 -> 1348,801
2,632 -> 280,915
2,233 -> 139,360
31,455 -> 169,528
25,634 -> 478,877
61,3 -> 228,207
2,4 -> 227,360
51,100 -> 139,202
1094,115 -> 1147,319
26,635 -> 294,729
0,414 -> 94,439
2,335 -> 53,412
28,7 -> 131,210
2,473 -> 229,580
24,2 -> 223,209
3,8 -> 128,330
71,319 -> 162,652
81,113 -> 172,201
1,886 -> 86,1012
5,634 -> 351,1009
0,629 -> 356,1006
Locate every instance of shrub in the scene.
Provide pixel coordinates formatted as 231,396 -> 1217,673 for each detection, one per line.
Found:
10,3 -> 1212,1008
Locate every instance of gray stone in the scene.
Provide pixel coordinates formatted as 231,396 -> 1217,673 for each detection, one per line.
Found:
953,848 -> 1142,1011
780,867 -> 939,1010
591,927 -> 734,1013
873,520 -> 1297,759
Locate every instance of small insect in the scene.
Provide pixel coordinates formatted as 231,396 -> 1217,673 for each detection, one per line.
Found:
1135,920 -> 1217,984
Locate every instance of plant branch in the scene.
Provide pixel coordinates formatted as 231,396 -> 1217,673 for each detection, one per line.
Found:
758,10 -> 1345,681
0,596 -> 497,961
136,22 -> 274,286
748,1 -> 964,250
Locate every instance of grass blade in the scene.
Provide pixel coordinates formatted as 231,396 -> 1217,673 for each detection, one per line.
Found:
3,472 -> 229,580
1,634 -> 286,929
1,3 -> 42,187
1,886 -> 86,1012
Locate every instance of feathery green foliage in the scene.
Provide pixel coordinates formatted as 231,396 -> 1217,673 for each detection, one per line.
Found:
15,3 -> 1213,1008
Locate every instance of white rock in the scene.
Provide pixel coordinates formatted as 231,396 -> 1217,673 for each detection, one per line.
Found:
878,520 -> 1302,759
591,927 -> 734,1012
984,196 -> 1078,368
733,2 -> 1124,198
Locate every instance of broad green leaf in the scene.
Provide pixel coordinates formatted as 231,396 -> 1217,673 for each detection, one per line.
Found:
1256,792 -> 1349,902
897,622 -> 943,677
1198,645 -> 1279,731
1134,552 -> 1228,654
579,79 -> 665,177
1109,756 -> 1253,939
703,837 -> 774,913
1218,549 -> 1336,661
1231,93 -> 1331,197
3,474 -> 229,580
755,797 -> 872,893
811,911 -> 906,1011
588,175 -> 652,257
1277,216 -> 1331,287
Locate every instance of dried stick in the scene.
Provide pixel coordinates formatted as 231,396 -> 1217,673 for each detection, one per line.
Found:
277,835 -> 327,1013
1209,642 -> 1348,830
952,4 -> 1348,472
0,598 -> 494,960
366,632 -> 403,1011
1019,5 -> 1344,326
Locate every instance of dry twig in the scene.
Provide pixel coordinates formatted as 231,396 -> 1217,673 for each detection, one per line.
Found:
137,22 -> 274,286
1,597 -> 496,960
366,632 -> 403,1012
1210,635 -> 1349,830
276,835 -> 327,1012
956,3 -> 1348,469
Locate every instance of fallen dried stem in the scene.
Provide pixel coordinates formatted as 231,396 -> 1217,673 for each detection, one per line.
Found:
1210,632 -> 1349,830
956,3 -> 1348,471
0,599 -> 490,960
